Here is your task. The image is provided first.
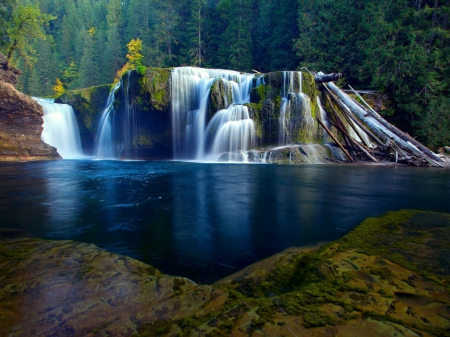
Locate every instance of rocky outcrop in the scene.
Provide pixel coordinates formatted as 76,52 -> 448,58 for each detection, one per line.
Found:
0,82 -> 60,161
57,84 -> 111,155
1,210 -> 449,336
0,53 -> 21,87
111,69 -> 173,159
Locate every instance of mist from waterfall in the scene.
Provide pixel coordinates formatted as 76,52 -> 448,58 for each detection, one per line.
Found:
35,98 -> 84,159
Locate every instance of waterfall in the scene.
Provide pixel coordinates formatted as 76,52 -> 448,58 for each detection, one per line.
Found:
121,71 -> 139,159
35,98 -> 83,159
171,67 -> 257,161
279,71 -> 314,146
204,105 -> 255,162
95,81 -> 121,159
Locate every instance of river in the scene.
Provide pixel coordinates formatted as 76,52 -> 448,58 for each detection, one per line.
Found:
0,160 -> 449,283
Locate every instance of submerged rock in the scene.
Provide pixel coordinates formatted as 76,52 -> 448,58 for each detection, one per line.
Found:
0,82 -> 60,161
1,210 -> 449,336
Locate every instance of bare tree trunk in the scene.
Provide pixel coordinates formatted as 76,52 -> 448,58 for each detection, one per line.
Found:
326,82 -> 443,167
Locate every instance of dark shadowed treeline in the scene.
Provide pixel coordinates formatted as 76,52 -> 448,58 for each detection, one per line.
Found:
1,0 -> 450,148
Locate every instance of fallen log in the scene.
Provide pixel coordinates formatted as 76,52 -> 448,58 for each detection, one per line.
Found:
347,85 -> 443,164
317,118 -> 354,162
315,73 -> 342,83
326,82 -> 443,167
323,85 -> 385,147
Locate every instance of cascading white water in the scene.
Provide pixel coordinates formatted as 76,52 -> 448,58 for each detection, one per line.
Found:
279,71 -> 310,146
95,81 -> 121,159
122,71 -> 139,159
204,105 -> 255,161
171,67 -> 257,161
35,98 -> 83,159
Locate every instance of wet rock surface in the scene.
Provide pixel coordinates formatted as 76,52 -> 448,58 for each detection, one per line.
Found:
0,81 -> 60,161
1,210 -> 449,336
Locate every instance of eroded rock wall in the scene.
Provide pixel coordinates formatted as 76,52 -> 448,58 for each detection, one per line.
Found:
0,82 -> 60,161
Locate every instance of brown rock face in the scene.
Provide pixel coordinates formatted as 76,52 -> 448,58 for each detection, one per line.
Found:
0,53 -> 21,87
0,81 -> 61,161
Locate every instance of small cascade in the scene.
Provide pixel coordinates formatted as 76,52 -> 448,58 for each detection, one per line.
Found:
205,105 -> 256,162
35,98 -> 83,159
279,71 -> 316,146
95,81 -> 121,159
171,67 -> 257,161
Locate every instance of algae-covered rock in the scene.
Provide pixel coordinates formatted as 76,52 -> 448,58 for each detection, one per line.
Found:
0,239 -> 228,337
138,67 -> 171,112
1,210 -> 449,336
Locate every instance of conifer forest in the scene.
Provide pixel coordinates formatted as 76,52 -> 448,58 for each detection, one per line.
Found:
1,0 -> 450,149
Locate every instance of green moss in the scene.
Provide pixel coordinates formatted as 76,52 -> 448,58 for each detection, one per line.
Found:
139,67 -> 172,111
136,134 -> 153,148
339,210 -> 450,285
369,267 -> 394,280
137,65 -> 147,75
57,84 -> 111,132
133,319 -> 173,336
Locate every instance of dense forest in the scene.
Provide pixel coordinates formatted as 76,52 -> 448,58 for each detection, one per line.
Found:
1,0 -> 450,149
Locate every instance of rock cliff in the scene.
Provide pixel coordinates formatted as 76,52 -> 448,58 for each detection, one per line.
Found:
0,53 -> 21,87
0,81 -> 60,161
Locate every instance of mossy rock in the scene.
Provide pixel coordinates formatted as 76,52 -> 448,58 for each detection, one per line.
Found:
138,67 -> 172,111
209,78 -> 232,117
1,210 -> 450,336
57,84 -> 111,132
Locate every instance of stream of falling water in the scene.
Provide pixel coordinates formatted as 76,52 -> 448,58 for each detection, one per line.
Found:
35,98 -> 84,159
171,67 -> 258,161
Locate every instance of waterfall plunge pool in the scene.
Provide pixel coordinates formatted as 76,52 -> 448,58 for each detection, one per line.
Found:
1,160 -> 449,283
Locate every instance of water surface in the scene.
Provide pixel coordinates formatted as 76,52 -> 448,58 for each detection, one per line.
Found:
1,160 -> 449,283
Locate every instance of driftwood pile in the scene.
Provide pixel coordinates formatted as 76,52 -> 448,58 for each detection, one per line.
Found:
313,73 -> 444,167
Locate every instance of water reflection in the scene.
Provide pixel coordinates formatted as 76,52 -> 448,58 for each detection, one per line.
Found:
0,161 -> 449,282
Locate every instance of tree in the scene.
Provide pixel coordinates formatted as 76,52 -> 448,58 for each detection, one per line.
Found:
0,0 -> 15,48
53,78 -> 65,96
5,3 -> 56,67
105,0 -> 125,80
186,0 -> 207,66
117,38 -> 144,79
62,60 -> 78,89
216,0 -> 254,71
79,27 -> 101,88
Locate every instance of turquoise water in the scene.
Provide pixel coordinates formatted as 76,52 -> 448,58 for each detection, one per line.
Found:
1,160 -> 449,283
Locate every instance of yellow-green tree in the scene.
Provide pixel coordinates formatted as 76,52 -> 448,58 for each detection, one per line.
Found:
117,38 -> 144,79
53,78 -> 65,96
5,4 -> 56,67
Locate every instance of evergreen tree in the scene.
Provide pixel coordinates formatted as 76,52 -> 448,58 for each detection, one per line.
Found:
105,0 -> 125,81
216,0 -> 253,71
186,0 -> 207,66
79,27 -> 100,88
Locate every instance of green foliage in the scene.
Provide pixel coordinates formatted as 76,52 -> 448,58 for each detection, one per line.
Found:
295,0 -> 450,148
5,3 -> 56,67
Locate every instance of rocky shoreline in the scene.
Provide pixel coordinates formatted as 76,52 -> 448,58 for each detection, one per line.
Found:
1,210 -> 449,336
0,54 -> 60,162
